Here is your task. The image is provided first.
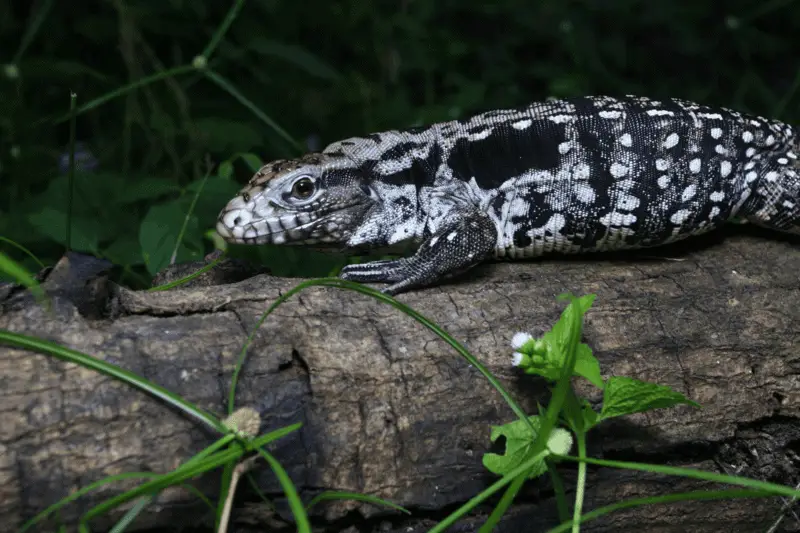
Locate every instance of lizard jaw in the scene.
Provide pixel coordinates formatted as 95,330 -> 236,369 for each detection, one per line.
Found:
215,206 -> 321,245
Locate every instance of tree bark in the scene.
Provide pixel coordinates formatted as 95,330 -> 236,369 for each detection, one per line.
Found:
1,230 -> 799,533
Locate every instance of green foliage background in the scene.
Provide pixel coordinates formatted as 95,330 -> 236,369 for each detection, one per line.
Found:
1,0 -> 798,288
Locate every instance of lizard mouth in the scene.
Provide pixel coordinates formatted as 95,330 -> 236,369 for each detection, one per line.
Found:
216,204 -> 358,246
216,209 -> 320,245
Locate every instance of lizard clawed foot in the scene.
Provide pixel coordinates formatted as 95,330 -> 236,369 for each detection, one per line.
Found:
340,258 -> 412,284
339,209 -> 497,295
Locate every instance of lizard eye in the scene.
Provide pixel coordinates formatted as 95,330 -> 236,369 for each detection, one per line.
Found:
242,192 -> 250,202
291,177 -> 315,199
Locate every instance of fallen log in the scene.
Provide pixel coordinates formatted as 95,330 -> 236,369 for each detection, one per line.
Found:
1,229 -> 799,532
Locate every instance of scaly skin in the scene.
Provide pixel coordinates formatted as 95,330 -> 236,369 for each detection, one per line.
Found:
216,95 -> 799,295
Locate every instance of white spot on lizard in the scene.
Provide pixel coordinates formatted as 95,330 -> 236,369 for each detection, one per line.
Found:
610,162 -> 629,178
663,133 -> 679,149
670,209 -> 691,225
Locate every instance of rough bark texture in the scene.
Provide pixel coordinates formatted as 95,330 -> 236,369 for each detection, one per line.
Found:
1,229 -> 799,533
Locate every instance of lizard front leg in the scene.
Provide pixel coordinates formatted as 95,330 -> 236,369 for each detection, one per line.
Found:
339,209 -> 498,295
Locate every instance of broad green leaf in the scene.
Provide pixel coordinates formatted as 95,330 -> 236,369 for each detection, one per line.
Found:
574,343 -> 604,389
239,153 -> 263,172
122,177 -> 180,203
102,235 -> 144,267
599,376 -> 701,421
27,208 -> 99,252
139,203 -> 203,275
218,152 -> 263,179
194,117 -> 263,152
550,293 -> 596,349
517,294 -> 599,383
482,416 -> 563,480
184,176 -> 242,224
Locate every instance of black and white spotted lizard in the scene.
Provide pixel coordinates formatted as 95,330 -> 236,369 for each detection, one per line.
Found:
215,95 -> 799,295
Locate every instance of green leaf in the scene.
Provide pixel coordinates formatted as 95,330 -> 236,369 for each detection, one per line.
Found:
184,176 -> 243,224
101,235 -> 144,267
194,117 -> 263,152
217,152 -> 263,180
599,376 -> 701,421
574,343 -> 604,389
581,402 -> 599,430
248,38 -> 341,80
518,294 -> 600,385
218,160 -> 234,179
482,416 -> 549,480
239,153 -> 263,172
122,177 -> 180,204
139,203 -> 203,275
544,293 -> 596,360
28,208 -> 99,252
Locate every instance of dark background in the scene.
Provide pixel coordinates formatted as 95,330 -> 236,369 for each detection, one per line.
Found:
1,0 -> 798,287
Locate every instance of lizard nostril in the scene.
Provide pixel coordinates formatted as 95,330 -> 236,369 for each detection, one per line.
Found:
233,216 -> 242,226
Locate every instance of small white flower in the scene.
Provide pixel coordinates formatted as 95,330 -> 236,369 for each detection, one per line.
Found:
511,332 -> 532,349
512,352 -> 525,367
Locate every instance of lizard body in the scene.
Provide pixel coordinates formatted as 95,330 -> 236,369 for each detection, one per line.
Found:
216,95 -> 799,295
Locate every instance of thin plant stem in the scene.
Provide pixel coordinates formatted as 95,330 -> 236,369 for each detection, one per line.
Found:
66,92 -> 77,252
53,65 -> 195,123
571,432 -> 588,533
203,0 -> 247,59
12,0 -> 55,64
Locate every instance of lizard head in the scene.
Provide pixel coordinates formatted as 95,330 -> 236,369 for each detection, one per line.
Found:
215,153 -> 376,246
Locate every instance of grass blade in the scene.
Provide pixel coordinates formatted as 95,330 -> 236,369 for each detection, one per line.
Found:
203,69 -> 301,151
12,0 -> 54,64
202,0 -> 247,59
0,252 -> 48,307
147,250 -> 228,291
254,449 -> 311,533
427,449 -> 551,533
0,236 -> 46,269
226,278 -> 532,434
0,330 -> 225,433
53,65 -> 195,123
107,497 -> 150,533
170,167 -> 212,265
554,455 -> 800,498
17,472 -> 162,533
545,489 -> 772,533
81,423 -> 300,524
478,470 -> 530,533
